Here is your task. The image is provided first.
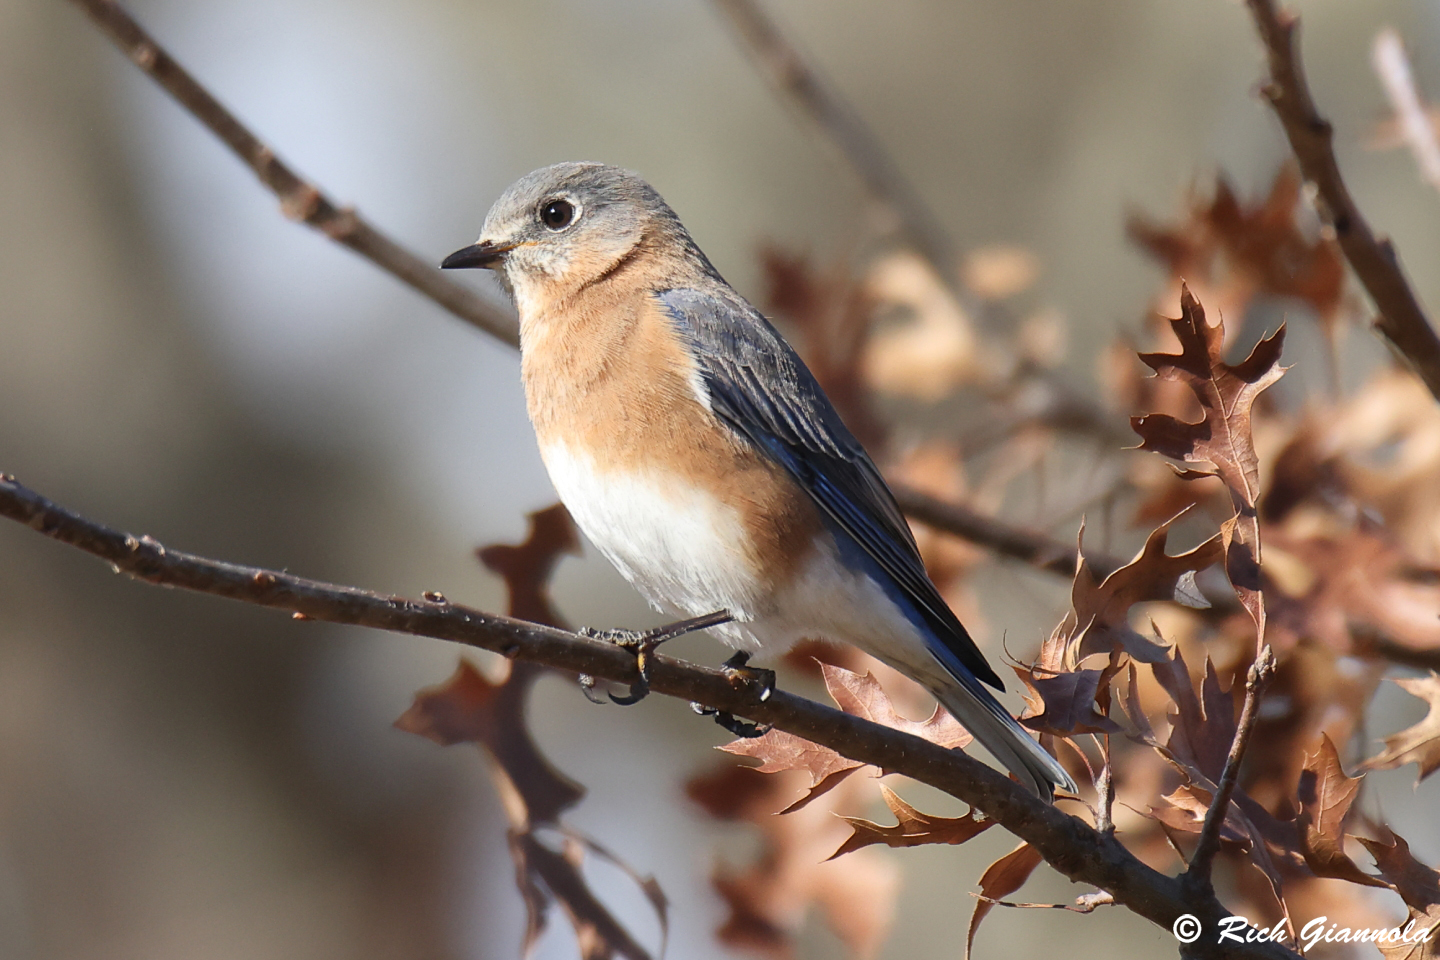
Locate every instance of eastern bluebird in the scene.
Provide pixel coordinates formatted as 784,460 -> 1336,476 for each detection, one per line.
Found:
443,162 -> 1075,800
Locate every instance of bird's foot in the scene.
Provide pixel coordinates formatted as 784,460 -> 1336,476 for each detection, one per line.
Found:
688,651 -> 775,738
691,702 -> 771,738
720,650 -> 776,703
577,610 -> 732,706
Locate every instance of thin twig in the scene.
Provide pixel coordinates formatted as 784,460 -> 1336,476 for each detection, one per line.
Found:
892,483 -> 1124,578
1372,28 -> 1440,192
1184,645 -> 1277,893
1094,733 -> 1115,836
69,0 -> 518,348
711,0 -> 956,278
1245,0 -> 1440,401
970,890 -> 1115,914
0,474 -> 1300,960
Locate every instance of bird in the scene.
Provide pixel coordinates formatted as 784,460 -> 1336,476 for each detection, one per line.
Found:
442,162 -> 1076,800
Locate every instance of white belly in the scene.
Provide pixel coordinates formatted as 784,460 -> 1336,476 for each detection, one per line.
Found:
539,442 -> 771,627
539,440 -> 944,674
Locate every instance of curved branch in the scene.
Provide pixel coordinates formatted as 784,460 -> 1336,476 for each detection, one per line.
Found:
1245,0 -> 1440,401
0,474 -> 1297,959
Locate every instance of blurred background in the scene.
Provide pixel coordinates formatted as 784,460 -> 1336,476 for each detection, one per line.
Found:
3,0 -> 1440,957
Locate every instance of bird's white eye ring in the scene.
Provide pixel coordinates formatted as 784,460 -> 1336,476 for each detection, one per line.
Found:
540,198 -> 577,230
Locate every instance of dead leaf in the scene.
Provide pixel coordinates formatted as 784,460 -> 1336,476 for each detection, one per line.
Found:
718,662 -> 969,813
397,659 -> 583,828
829,783 -> 992,859
1131,286 -> 1286,638
1296,734 -> 1387,887
1123,651 -> 1302,906
966,843 -> 1044,960
720,727 -> 865,813
819,662 -> 973,751
1363,830 -> 1440,909
1047,512 -> 1223,669
689,758 -> 900,960
1015,661 -> 1122,738
1363,674 -> 1440,783
861,250 -> 979,402
1128,168 -> 1345,324
511,832 -> 654,960
399,505 -> 662,960
476,502 -> 580,628
963,245 -> 1039,300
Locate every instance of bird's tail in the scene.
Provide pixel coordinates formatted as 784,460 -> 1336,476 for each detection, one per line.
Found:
927,666 -> 1077,802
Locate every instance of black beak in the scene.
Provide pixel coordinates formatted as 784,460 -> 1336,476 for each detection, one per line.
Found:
440,240 -> 516,270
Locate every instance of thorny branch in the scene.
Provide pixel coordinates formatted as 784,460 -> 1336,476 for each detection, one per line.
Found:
0,475 -> 1301,960
1245,0 -> 1440,401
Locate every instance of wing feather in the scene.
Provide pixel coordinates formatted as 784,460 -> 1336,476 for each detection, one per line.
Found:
659,287 -> 1004,690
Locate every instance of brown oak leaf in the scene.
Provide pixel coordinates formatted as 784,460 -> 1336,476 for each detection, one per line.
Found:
966,842 -> 1044,960
1015,661 -> 1122,738
719,727 -> 865,813
1363,673 -> 1440,784
720,662 -> 970,812
819,661 -> 973,750
829,783 -> 992,859
1360,829 -> 1440,960
1123,653 -> 1301,904
1131,286 -> 1286,637
396,659 -> 584,829
400,505 -> 664,960
1044,511 -> 1223,669
1128,168 -> 1345,324
1296,733 -> 1387,887
475,501 -> 580,628
686,762 -> 899,960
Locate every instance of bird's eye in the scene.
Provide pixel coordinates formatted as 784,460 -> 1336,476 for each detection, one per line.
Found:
540,199 -> 576,230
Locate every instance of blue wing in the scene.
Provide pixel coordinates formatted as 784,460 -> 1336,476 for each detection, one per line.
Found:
658,287 -> 1004,691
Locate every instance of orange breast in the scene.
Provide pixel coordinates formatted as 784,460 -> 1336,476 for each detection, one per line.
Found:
521,281 -> 823,593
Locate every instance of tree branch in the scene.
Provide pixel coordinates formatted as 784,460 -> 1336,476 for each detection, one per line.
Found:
68,0 -> 518,348
0,474 -> 1297,959
1245,0 -> 1440,402
891,482 -> 1124,579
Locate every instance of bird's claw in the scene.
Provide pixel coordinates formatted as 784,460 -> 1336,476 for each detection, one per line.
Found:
687,650 -> 775,738
690,701 -> 771,738
576,610 -> 734,707
577,673 -> 608,705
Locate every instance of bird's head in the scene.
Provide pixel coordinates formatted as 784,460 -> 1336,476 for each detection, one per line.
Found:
442,162 -> 699,313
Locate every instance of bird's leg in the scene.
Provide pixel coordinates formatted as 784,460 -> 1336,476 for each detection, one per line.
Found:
689,650 -> 776,738
577,610 -> 732,706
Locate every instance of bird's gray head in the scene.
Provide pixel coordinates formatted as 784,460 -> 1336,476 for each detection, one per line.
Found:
442,162 -> 704,308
